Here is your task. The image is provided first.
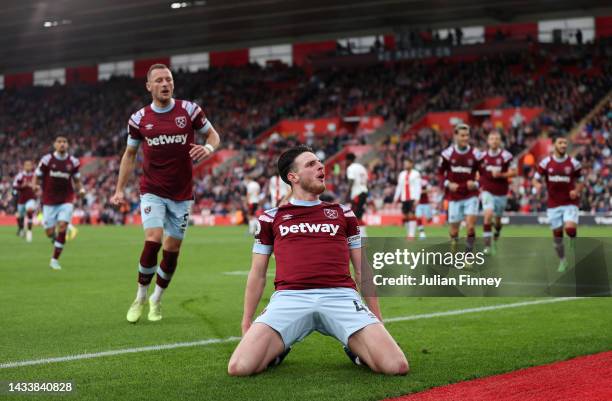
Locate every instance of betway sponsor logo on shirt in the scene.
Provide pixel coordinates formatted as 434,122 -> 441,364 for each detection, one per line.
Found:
279,223 -> 340,236
485,165 -> 502,173
450,166 -> 473,174
49,170 -> 71,179
145,134 -> 188,146
548,175 -> 571,183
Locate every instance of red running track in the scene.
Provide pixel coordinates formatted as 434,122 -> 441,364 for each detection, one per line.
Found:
387,351 -> 612,401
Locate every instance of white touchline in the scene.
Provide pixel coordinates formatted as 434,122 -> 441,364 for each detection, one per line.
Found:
0,298 -> 583,369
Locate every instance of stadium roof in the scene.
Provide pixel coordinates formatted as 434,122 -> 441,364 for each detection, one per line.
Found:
1,0 -> 611,73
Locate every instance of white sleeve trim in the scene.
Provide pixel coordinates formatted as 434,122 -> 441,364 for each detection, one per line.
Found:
127,136 -> 141,148
197,120 -> 212,134
252,243 -> 273,255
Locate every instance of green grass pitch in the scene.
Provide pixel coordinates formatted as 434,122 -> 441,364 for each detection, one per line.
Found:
1,225 -> 610,401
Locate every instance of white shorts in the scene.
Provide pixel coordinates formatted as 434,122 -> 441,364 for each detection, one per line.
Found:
17,199 -> 38,216
140,193 -> 193,240
448,196 -> 479,224
254,287 -> 380,349
547,205 -> 579,229
42,203 -> 74,229
481,191 -> 508,217
415,204 -> 432,220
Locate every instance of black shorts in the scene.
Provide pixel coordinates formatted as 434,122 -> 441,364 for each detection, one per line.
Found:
401,200 -> 415,215
351,192 -> 368,220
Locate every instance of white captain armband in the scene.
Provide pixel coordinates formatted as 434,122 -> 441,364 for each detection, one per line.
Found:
127,136 -> 141,148
348,234 -> 362,249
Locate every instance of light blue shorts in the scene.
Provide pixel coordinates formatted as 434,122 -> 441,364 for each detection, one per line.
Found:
140,193 -> 193,240
415,204 -> 432,220
42,203 -> 74,229
448,196 -> 479,224
254,287 -> 380,349
481,191 -> 508,217
547,205 -> 579,229
17,199 -> 37,216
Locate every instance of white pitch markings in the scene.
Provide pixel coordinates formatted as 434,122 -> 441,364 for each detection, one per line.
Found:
0,298 -> 583,369
384,297 -> 581,323
0,337 -> 241,369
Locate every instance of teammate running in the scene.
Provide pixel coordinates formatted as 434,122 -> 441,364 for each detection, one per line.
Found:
111,63 -> 221,322
34,137 -> 85,270
13,160 -> 37,242
438,124 -> 481,252
478,130 -> 516,255
532,135 -> 582,272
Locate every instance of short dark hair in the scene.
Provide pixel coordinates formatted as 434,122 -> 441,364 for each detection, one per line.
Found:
278,145 -> 313,185
346,152 -> 356,162
552,133 -> 567,143
147,63 -> 170,80
454,123 -> 470,134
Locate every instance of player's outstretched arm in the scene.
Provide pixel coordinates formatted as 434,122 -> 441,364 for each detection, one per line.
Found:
241,253 -> 271,335
111,146 -> 138,205
350,248 -> 382,321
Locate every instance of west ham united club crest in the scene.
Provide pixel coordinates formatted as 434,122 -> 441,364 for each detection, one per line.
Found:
323,208 -> 338,219
175,116 -> 187,129
564,166 -> 572,175
144,206 -> 151,215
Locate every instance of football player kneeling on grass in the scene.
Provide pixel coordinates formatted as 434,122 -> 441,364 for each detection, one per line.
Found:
228,145 -> 409,376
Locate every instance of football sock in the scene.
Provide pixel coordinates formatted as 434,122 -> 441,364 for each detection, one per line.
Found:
553,229 -> 564,259
494,223 -> 502,240
417,217 -> 425,233
26,211 -> 34,230
17,216 -> 24,232
138,241 -> 161,286
136,284 -> 149,302
156,250 -> 179,289
483,223 -> 492,247
565,226 -> 576,238
150,284 -> 165,304
53,230 -> 66,259
466,229 -> 475,252
408,219 -> 417,238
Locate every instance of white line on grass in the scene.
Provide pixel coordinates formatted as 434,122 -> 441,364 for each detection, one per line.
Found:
384,297 -> 581,323
0,298 -> 582,369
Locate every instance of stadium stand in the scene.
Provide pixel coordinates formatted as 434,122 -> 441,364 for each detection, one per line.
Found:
1,40 -> 611,220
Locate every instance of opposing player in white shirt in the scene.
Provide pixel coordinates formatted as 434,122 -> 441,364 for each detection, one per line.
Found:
345,153 -> 369,237
246,177 -> 262,234
393,159 -> 422,239
269,175 -> 291,208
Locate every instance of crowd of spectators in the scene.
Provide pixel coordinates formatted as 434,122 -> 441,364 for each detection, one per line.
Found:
1,41 -> 611,220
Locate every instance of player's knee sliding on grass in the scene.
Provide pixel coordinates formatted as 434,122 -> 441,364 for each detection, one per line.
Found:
228,146 -> 408,376
111,63 -> 221,323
